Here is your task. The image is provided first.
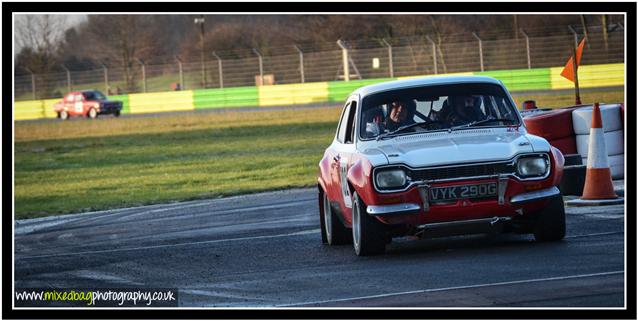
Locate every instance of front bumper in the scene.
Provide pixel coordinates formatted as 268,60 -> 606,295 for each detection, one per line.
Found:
366,177 -> 559,224
367,186 -> 559,216
98,105 -> 122,114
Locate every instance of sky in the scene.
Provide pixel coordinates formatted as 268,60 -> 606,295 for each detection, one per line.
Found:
14,14 -> 87,52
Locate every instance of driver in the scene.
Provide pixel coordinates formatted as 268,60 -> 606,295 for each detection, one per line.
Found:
444,95 -> 485,126
384,100 -> 414,131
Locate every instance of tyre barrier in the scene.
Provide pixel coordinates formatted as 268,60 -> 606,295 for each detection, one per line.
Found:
582,154 -> 625,180
548,136 -> 577,155
524,108 -> 575,141
571,104 -> 623,135
559,165 -> 586,196
564,153 -> 583,166
575,129 -> 624,158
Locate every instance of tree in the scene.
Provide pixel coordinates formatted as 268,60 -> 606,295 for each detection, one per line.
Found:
83,15 -> 157,92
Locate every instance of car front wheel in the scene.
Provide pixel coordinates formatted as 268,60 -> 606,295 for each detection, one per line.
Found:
322,192 -> 351,245
114,110 -> 121,117
532,194 -> 566,242
60,110 -> 69,120
352,192 -> 386,256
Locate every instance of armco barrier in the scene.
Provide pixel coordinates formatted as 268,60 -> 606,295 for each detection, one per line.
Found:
13,63 -> 625,120
193,87 -> 259,109
128,90 -> 194,114
258,82 -> 329,107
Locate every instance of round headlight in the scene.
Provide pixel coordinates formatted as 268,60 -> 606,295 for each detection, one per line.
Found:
517,157 -> 548,177
376,169 -> 407,189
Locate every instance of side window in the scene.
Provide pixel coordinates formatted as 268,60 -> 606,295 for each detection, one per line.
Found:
336,103 -> 351,143
74,94 -> 83,102
344,101 -> 357,144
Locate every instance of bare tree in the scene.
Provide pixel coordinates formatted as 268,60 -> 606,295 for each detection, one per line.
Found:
15,14 -> 63,72
84,15 -> 157,92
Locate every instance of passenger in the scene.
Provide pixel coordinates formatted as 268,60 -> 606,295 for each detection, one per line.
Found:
444,95 -> 485,126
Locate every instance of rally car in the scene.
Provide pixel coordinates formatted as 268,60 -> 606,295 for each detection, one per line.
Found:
317,76 -> 565,256
53,90 -> 123,120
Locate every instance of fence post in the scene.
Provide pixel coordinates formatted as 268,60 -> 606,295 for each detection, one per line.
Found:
212,52 -> 223,88
61,64 -> 71,93
426,35 -> 438,74
253,48 -> 264,85
26,67 -> 36,100
175,56 -> 184,90
294,45 -> 305,83
520,29 -> 531,69
136,58 -> 146,93
472,32 -> 484,72
567,25 -> 579,48
336,39 -> 350,82
102,63 -> 109,94
381,39 -> 394,78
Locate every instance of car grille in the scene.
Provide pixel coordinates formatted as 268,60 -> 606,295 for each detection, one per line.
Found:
408,162 -> 515,182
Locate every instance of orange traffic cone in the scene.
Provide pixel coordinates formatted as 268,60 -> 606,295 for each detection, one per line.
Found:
567,102 -> 623,206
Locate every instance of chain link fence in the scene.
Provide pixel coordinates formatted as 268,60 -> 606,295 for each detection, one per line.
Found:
14,24 -> 624,101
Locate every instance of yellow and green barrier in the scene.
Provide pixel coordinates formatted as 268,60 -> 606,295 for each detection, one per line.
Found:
128,90 -> 194,114
13,63 -> 624,120
193,86 -> 259,109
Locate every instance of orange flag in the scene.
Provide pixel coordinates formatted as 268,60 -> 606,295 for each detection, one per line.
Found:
560,39 -> 586,82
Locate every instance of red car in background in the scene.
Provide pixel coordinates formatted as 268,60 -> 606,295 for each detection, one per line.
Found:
53,90 -> 123,120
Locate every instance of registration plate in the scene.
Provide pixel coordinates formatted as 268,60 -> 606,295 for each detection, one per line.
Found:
430,182 -> 497,201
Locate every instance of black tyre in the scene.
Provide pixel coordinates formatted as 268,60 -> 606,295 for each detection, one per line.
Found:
114,110 -> 121,117
88,108 -> 98,119
532,194 -> 566,242
322,191 -> 351,245
60,110 -> 69,120
352,192 -> 386,256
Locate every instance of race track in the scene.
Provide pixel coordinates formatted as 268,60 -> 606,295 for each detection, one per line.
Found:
14,188 -> 625,307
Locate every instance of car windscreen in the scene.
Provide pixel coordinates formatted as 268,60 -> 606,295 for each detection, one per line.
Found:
359,82 -> 520,140
83,91 -> 107,101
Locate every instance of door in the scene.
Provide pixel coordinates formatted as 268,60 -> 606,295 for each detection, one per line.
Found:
330,96 -> 359,224
73,94 -> 85,115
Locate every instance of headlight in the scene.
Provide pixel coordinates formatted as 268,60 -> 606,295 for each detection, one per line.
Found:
516,156 -> 548,177
376,169 -> 407,189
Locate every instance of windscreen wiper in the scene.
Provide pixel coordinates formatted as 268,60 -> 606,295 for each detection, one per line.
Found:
449,118 -> 517,131
376,121 -> 443,141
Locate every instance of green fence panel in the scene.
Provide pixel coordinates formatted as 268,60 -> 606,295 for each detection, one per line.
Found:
110,94 -> 130,114
474,68 -> 552,92
193,86 -> 259,109
327,78 -> 396,103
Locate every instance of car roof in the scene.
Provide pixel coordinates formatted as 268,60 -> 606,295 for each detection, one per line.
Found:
350,75 -> 504,97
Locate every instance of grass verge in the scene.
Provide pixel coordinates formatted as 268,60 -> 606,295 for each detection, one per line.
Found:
14,89 -> 624,219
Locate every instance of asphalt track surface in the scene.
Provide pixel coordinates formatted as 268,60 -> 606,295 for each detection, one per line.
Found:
14,188 -> 625,307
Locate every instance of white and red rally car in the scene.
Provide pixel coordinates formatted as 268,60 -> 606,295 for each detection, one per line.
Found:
318,76 -> 566,256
